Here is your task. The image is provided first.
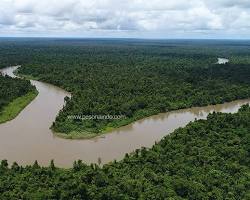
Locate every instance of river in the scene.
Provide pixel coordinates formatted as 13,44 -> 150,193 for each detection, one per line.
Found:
0,64 -> 249,167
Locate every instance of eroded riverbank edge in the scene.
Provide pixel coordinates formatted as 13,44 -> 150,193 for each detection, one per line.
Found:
0,66 -> 39,124
0,90 -> 38,124
52,98 -> 250,140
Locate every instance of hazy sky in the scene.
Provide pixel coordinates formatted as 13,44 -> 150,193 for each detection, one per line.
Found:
0,0 -> 249,39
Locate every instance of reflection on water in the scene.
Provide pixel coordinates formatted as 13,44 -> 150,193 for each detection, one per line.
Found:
0,66 -> 249,167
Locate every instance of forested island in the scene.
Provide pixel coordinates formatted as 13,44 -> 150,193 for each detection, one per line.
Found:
0,105 -> 249,199
0,73 -> 37,123
0,39 -> 248,138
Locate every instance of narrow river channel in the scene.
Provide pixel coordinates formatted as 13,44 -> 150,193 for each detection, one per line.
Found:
0,63 -> 249,167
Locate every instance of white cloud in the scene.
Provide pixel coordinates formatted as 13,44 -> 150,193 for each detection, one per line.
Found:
0,0 -> 249,38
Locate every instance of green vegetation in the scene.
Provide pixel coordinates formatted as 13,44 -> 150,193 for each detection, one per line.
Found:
1,39 -> 250,199
0,74 -> 37,123
53,130 -> 108,139
0,90 -> 38,123
1,105 -> 250,199
1,39 -> 250,138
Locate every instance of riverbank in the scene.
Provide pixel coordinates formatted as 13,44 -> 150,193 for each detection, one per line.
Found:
53,96 -> 250,139
1,105 -> 250,199
21,57 -> 250,140
1,66 -> 250,166
16,61 -> 250,141
14,69 -> 40,81
12,59 -> 250,141
0,90 -> 38,124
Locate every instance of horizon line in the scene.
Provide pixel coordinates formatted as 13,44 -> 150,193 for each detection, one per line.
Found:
0,36 -> 250,41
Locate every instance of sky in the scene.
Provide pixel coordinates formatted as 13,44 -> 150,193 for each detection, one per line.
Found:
0,0 -> 249,39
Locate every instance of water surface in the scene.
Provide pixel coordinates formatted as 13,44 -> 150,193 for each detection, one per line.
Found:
0,66 -> 249,167
217,58 -> 229,64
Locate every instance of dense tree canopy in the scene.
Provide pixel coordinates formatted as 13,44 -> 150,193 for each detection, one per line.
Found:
15,39 -> 250,136
1,39 -> 250,137
1,38 -> 250,199
0,105 -> 250,199
0,75 -> 35,113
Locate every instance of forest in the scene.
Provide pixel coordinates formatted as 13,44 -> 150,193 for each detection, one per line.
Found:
1,39 -> 247,137
0,38 -> 250,199
0,74 -> 36,115
0,105 -> 249,199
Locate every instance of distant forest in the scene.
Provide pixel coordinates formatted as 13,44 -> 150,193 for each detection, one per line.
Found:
1,39 -> 250,137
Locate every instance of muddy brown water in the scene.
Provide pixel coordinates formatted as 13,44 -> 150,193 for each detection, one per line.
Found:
0,65 -> 249,167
